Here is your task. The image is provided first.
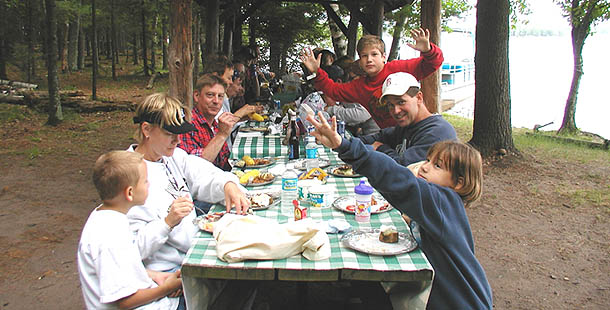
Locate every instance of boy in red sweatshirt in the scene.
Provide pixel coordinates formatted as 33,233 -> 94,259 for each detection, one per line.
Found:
301,28 -> 443,128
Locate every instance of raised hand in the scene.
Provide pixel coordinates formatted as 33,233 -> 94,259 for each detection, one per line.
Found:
300,47 -> 322,75
407,28 -> 431,53
306,112 -> 342,149
217,112 -> 240,136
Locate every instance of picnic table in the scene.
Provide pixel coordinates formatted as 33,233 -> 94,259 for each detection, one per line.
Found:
181,122 -> 435,309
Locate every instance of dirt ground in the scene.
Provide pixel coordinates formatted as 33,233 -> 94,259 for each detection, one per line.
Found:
0,75 -> 608,309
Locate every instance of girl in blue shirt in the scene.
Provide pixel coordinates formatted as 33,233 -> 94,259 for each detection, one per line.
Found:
307,113 -> 492,310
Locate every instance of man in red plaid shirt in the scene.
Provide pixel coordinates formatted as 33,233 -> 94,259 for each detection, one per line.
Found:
178,74 -> 240,171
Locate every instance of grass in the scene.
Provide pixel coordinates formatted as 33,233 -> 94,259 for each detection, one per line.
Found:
442,114 -> 610,164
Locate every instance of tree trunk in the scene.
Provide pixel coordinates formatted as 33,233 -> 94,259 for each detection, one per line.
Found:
371,0 -> 384,36
204,0 -> 220,63
111,0 -> 117,80
78,0 -> 85,70
59,22 -> 69,72
327,4 -> 347,58
68,19 -> 79,72
169,0 -> 193,110
132,33 -> 139,65
141,0 -> 150,76
26,0 -> 36,82
162,17 -> 168,69
92,0 -> 98,100
151,7 -> 158,72
346,10 -> 359,59
223,12 -> 234,57
269,38 -> 281,75
388,10 -> 407,61
193,12 -> 201,76
559,22 -> 588,134
44,0 -> 63,125
420,0 -> 441,114
469,0 -> 515,157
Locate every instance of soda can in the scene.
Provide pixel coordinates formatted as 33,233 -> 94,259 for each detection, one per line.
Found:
337,121 -> 346,138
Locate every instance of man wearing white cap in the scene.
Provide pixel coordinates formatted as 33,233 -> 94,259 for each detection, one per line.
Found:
359,72 -> 457,167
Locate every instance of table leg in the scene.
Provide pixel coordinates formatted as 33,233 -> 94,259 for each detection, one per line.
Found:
296,282 -> 308,310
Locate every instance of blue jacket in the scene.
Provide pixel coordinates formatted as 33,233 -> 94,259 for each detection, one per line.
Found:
359,114 -> 457,166
336,137 -> 493,310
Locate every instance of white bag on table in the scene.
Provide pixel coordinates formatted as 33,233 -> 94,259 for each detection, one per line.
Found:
213,214 -> 330,263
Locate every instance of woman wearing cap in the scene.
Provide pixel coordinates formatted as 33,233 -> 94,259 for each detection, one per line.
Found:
127,92 -> 249,273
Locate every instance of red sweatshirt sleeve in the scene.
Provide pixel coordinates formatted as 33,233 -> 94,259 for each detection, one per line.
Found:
387,43 -> 444,80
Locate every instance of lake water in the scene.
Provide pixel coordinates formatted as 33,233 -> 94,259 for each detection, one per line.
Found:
439,33 -> 610,140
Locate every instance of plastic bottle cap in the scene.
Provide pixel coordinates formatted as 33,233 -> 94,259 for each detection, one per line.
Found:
354,180 -> 373,195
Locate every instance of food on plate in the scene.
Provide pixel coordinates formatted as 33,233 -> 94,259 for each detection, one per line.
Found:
248,193 -> 273,208
238,169 -> 260,184
332,164 -> 355,176
237,155 -> 272,167
298,167 -> 328,181
248,112 -> 265,122
251,172 -> 275,184
242,155 -> 255,166
379,225 -> 398,243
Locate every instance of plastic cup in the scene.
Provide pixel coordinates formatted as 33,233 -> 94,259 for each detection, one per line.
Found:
354,180 -> 373,223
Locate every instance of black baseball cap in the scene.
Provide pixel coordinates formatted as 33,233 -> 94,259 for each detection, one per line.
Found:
133,110 -> 196,134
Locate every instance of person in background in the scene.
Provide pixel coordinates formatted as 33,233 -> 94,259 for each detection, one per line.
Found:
203,54 -> 262,120
235,46 -> 261,106
203,55 -> 263,150
306,113 -> 493,309
179,74 -> 237,172
321,65 -> 380,136
78,151 -> 183,310
359,72 -> 457,167
301,28 -> 443,129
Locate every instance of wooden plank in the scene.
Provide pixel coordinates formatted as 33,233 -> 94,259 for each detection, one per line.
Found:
278,269 -> 339,281
181,265 -> 276,280
341,269 -> 433,282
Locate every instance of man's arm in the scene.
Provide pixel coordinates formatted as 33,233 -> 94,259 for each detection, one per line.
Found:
326,103 -> 371,125
179,112 -> 238,162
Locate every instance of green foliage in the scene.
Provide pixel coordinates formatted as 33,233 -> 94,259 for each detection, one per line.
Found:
553,0 -> 610,32
384,1 -> 472,47
252,2 -> 328,72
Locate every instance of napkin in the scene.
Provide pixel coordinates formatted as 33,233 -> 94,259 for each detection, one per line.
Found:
213,214 -> 330,263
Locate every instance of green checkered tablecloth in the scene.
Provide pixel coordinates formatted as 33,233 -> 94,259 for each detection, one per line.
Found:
183,123 -> 433,282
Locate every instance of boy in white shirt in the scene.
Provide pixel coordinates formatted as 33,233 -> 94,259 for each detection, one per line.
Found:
77,151 -> 182,309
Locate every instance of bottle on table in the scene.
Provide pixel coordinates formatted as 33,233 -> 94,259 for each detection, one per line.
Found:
288,111 -> 300,160
305,136 -> 319,171
354,180 -> 373,223
281,163 -> 299,216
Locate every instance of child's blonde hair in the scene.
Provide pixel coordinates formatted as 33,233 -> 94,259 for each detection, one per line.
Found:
427,141 -> 482,205
356,35 -> 386,56
133,93 -> 190,143
93,151 -> 144,201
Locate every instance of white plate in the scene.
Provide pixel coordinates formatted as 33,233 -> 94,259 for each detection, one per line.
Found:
331,195 -> 393,214
340,228 -> 417,256
231,158 -> 277,169
327,164 -> 361,178
246,190 -> 281,210
292,158 -> 331,170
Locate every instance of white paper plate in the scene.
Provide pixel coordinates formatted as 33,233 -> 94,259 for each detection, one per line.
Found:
340,228 -> 417,256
